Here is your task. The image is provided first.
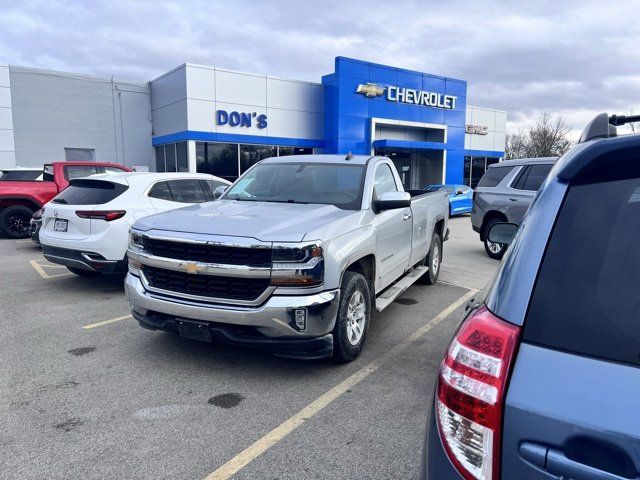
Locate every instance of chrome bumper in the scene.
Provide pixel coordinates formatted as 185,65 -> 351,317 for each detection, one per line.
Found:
124,273 -> 340,339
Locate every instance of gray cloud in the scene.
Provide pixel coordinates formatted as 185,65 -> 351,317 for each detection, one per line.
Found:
0,0 -> 638,137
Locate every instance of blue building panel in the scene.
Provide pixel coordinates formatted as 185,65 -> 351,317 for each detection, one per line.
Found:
334,57 -> 370,79
397,70 -> 422,90
446,126 -> 466,147
445,147 -> 466,184
337,95 -> 369,118
421,75 -> 447,93
369,64 -> 398,85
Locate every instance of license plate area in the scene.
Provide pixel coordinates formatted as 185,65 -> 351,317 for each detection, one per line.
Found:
54,219 -> 68,232
176,319 -> 212,342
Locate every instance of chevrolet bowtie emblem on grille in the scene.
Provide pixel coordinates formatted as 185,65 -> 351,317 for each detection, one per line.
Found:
356,83 -> 385,98
183,262 -> 204,274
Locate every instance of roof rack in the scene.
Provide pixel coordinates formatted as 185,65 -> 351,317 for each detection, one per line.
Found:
579,113 -> 640,143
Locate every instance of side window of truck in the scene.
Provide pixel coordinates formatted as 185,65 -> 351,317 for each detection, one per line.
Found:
373,164 -> 398,199
64,165 -> 100,180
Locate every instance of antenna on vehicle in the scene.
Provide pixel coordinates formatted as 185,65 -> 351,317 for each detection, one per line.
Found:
345,151 -> 353,161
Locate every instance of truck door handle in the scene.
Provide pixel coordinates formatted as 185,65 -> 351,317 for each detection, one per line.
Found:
520,442 -> 637,480
403,213 -> 412,221
509,197 -> 518,202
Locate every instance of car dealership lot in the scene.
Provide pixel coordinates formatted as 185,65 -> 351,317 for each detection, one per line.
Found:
0,217 -> 496,480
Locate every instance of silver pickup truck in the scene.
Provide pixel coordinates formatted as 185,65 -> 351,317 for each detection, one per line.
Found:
125,154 -> 449,362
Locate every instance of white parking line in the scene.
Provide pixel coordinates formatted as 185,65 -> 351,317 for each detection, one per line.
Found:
29,259 -> 72,279
203,288 -> 478,480
83,314 -> 133,330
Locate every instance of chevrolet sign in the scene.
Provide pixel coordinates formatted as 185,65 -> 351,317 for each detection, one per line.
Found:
356,83 -> 457,110
356,83 -> 385,98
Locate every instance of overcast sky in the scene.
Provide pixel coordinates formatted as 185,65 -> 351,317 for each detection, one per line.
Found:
0,0 -> 638,137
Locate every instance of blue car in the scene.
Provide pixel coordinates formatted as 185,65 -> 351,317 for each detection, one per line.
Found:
422,113 -> 640,479
424,184 -> 473,216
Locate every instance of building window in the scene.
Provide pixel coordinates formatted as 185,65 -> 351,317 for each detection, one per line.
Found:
155,146 -> 165,172
155,142 -> 188,173
278,146 -> 313,156
195,142 -> 239,181
177,142 -> 188,172
464,156 -> 503,188
65,148 -> 95,161
165,144 -> 177,172
240,145 -> 277,173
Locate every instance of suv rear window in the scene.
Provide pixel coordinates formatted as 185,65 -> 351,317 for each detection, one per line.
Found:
477,166 -> 514,187
52,180 -> 128,205
524,174 -> 640,367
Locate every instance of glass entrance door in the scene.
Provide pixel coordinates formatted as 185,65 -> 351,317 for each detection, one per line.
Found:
375,147 -> 443,189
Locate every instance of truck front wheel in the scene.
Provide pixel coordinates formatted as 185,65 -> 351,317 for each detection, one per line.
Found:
332,271 -> 371,363
0,205 -> 34,238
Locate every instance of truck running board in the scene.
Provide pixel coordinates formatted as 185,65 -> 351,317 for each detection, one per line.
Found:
375,266 -> 429,312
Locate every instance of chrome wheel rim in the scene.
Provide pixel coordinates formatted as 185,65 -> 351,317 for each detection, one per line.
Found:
431,242 -> 440,274
346,290 -> 366,346
487,240 -> 503,254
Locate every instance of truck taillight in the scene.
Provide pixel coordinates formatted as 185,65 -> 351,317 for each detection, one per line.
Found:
436,306 -> 520,480
76,210 -> 126,221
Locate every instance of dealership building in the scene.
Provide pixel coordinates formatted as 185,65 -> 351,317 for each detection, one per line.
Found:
0,57 -> 506,188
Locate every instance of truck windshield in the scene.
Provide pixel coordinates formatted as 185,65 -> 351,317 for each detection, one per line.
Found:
224,163 -> 365,210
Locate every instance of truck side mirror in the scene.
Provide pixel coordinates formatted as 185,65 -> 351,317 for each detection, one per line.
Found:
214,185 -> 227,199
487,222 -> 518,245
374,191 -> 411,212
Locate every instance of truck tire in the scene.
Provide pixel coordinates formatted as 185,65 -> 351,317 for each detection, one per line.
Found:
483,218 -> 507,260
66,267 -> 101,277
0,205 -> 34,238
332,271 -> 371,363
418,232 -> 442,285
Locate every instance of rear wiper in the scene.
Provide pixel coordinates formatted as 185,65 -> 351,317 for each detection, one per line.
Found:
52,198 -> 67,204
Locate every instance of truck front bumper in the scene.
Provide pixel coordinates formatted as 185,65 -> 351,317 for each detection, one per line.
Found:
125,273 -> 340,359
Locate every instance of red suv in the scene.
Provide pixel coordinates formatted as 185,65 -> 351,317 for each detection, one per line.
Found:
0,161 -> 131,238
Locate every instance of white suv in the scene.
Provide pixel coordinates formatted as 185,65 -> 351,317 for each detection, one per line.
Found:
39,172 -> 230,276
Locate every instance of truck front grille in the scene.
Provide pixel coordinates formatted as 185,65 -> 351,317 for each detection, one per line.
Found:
144,238 -> 271,268
143,265 -> 270,302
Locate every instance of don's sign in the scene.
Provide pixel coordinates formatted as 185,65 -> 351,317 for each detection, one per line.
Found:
216,110 -> 267,129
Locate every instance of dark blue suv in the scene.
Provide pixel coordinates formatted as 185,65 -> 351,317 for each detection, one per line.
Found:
423,113 -> 640,479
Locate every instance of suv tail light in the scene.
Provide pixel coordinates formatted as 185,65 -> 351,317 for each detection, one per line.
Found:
76,210 -> 126,221
436,306 -> 520,480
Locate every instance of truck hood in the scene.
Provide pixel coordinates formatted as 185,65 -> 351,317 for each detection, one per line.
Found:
133,199 -> 357,242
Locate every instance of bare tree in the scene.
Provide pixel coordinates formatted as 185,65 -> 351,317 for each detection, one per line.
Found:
505,113 -> 572,159
505,128 -> 528,160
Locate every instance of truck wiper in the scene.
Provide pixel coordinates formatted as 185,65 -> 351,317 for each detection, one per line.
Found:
52,198 -> 67,204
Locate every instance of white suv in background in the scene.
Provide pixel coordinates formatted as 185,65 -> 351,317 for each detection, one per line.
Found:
39,172 -> 230,276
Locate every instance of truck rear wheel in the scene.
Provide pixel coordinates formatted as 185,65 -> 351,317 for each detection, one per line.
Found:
418,232 -> 442,285
0,205 -> 34,238
332,271 -> 371,363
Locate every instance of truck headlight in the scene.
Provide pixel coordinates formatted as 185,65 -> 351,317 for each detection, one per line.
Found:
129,230 -> 145,251
271,242 -> 323,287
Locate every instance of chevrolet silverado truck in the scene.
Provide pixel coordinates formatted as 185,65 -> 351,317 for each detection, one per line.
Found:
126,154 -> 449,362
0,161 -> 130,238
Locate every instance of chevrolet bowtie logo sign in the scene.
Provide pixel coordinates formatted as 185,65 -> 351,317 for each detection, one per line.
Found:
356,83 -> 385,98
182,262 -> 205,274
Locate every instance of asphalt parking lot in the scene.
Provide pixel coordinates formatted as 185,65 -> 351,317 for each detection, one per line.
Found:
0,216 -> 498,480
